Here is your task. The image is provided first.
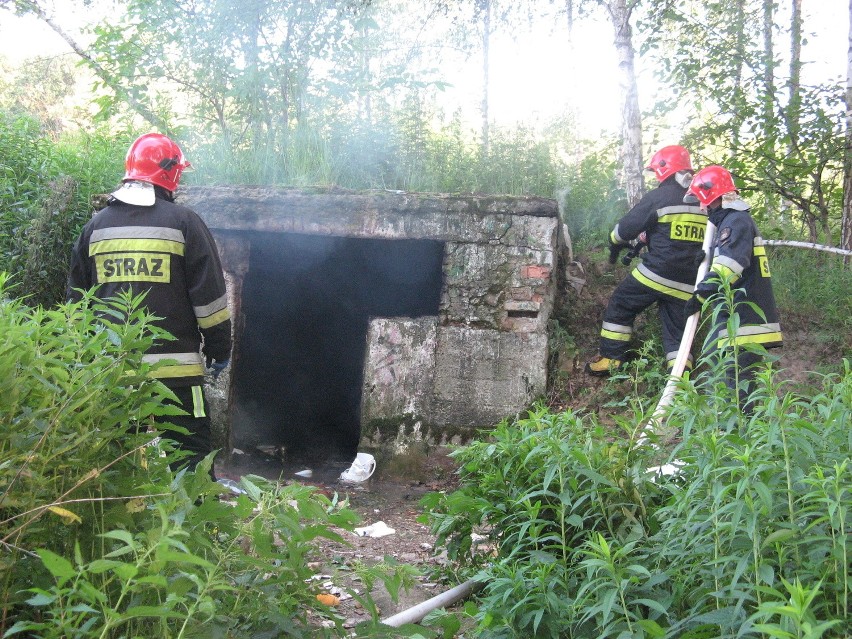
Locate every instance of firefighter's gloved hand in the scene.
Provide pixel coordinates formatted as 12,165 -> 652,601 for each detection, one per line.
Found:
692,250 -> 706,268
621,240 -> 645,265
608,242 -> 626,264
684,293 -> 705,317
208,358 -> 230,380
694,277 -> 719,300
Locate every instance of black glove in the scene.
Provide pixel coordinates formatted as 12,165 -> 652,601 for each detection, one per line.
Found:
694,277 -> 719,300
684,293 -> 705,317
207,357 -> 230,380
608,242 -> 626,264
692,250 -> 706,269
621,241 -> 646,265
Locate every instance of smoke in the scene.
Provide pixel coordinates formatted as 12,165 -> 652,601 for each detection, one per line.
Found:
231,231 -> 443,465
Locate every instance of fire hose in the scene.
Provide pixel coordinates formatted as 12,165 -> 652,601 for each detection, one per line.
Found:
640,221 -> 717,445
762,239 -> 852,257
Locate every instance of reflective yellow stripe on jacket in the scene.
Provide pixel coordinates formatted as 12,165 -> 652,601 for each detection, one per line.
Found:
194,293 -> 230,329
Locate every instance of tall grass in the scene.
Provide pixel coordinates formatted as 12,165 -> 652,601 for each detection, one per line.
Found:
189,112 -> 577,197
0,114 -> 125,307
769,248 -> 851,350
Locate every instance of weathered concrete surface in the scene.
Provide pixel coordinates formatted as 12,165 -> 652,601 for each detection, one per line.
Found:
180,186 -> 558,241
359,322 -> 548,446
178,186 -> 562,453
429,326 -> 548,428
361,317 -> 438,426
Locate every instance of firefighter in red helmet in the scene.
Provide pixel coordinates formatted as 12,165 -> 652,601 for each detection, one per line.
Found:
67,133 -> 231,477
684,165 -> 782,411
586,145 -> 708,376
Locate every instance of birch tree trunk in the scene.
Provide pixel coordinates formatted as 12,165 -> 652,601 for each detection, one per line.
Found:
481,0 -> 492,157
843,0 -> 852,253
604,0 -> 644,207
762,0 -> 776,142
762,0 -> 777,219
779,0 -> 803,229
787,0 -> 802,147
730,1 -> 746,154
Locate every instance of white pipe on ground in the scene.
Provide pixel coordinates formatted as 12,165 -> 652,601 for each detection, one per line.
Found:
380,578 -> 484,628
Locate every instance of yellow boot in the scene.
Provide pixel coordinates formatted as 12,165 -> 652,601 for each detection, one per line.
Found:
584,356 -> 622,377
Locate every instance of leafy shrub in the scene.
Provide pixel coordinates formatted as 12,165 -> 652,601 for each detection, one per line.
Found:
0,277 -> 415,638
421,405 -> 663,638
0,279 -> 179,629
424,358 -> 851,638
557,145 -> 622,249
0,112 -> 53,268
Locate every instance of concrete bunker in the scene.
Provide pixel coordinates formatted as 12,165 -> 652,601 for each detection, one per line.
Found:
178,186 -> 563,467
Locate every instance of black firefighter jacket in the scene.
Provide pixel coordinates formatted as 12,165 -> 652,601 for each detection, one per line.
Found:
67,194 -> 232,388
699,201 -> 783,350
610,174 -> 708,301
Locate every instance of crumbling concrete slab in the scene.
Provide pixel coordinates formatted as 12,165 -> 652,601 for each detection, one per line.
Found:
429,326 -> 548,428
361,317 -> 438,426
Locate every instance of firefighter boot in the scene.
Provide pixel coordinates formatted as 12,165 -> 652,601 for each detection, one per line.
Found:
584,355 -> 623,377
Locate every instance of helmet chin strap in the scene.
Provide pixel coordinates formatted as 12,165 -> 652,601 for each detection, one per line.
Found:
159,156 -> 179,171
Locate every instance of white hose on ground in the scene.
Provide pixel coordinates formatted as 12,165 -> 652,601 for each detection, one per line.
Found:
639,221 -> 717,444
762,239 -> 852,257
380,578 -> 484,628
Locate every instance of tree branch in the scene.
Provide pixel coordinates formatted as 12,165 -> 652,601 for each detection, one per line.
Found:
21,0 -> 171,133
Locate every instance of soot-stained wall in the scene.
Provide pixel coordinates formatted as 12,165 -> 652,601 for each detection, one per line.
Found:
231,232 -> 443,464
178,186 -> 564,458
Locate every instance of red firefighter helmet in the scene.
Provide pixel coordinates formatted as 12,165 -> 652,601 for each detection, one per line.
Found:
123,133 -> 190,192
645,145 -> 692,182
686,165 -> 737,207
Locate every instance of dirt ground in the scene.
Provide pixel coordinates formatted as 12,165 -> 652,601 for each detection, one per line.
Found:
217,446 -> 464,629
302,456 -> 463,629
218,248 -> 849,630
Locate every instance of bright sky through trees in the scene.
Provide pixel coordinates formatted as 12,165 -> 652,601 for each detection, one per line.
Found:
0,1 -> 846,135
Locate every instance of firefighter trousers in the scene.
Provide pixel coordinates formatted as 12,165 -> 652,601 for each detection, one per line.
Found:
154,384 -> 215,479
598,270 -> 691,367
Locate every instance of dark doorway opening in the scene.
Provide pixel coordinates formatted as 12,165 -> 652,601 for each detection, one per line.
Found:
230,232 -> 444,470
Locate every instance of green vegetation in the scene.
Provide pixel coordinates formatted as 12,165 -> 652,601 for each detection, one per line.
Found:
3,256 -> 846,636
0,280 -> 421,638
423,357 -> 851,638
770,250 -> 852,354
1,0 -> 849,633
0,114 -> 125,307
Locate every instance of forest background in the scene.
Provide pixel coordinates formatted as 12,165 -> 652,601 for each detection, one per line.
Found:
0,1 -> 850,638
